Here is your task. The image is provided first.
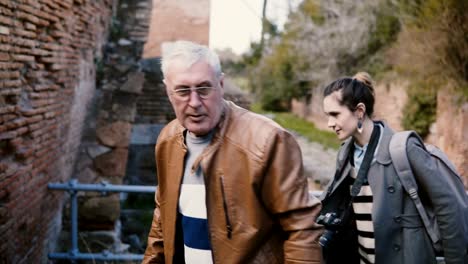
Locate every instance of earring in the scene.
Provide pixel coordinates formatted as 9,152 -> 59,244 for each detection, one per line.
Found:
357,118 -> 363,134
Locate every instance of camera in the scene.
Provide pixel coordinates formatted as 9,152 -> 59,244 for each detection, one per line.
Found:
316,212 -> 343,248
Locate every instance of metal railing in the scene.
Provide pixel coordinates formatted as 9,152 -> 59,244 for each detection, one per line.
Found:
47,180 -> 323,262
48,179 -> 155,263
48,180 -> 464,263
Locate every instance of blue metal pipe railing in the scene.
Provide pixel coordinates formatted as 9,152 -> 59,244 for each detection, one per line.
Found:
48,179 -> 157,263
48,179 -> 156,193
48,180 -> 463,263
47,180 -> 324,262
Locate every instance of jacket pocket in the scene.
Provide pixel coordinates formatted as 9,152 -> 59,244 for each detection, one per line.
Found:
220,176 -> 233,239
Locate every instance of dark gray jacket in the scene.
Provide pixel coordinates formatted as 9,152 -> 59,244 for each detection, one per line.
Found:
323,122 -> 466,264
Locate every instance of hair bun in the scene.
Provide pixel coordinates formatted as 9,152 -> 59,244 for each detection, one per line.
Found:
353,72 -> 374,93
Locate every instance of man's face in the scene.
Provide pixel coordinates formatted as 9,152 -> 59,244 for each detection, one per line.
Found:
164,59 -> 224,136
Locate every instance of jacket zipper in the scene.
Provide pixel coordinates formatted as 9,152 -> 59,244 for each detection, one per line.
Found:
219,176 -> 233,239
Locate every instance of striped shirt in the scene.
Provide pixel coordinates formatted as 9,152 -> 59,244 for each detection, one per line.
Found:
178,131 -> 214,263
350,124 -> 383,264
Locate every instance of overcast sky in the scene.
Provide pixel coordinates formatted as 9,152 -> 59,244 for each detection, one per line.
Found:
209,0 -> 301,55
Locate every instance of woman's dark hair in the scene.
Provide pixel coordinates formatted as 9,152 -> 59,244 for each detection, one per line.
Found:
323,72 -> 375,116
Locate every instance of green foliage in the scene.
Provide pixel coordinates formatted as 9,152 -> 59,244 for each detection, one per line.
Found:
251,41 -> 309,111
300,0 -> 324,25
402,83 -> 437,138
339,2 -> 400,77
242,42 -> 263,68
251,103 -> 340,150
394,0 -> 468,93
243,0 -> 325,111
367,8 -> 400,54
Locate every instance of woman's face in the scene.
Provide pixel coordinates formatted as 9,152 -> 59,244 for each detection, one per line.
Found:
323,91 -> 359,141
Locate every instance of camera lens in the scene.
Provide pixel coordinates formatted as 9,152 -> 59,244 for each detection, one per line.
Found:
319,230 -> 335,248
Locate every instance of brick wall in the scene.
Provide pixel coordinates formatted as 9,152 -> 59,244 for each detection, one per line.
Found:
143,0 -> 210,58
0,0 -> 114,262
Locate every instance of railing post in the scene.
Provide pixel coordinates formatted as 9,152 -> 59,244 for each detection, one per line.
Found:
69,179 -> 78,264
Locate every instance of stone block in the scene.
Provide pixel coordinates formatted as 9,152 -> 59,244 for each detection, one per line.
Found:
93,148 -> 128,178
78,194 -> 121,230
87,143 -> 111,159
119,72 -> 145,94
96,121 -> 132,148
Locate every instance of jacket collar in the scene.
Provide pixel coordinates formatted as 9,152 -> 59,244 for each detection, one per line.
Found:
336,121 -> 394,167
374,121 -> 394,165
176,100 -> 232,172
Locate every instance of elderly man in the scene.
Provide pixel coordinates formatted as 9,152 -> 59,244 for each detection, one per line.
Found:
143,40 -> 323,264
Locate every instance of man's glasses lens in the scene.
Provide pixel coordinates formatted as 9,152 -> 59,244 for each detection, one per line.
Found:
173,87 -> 214,100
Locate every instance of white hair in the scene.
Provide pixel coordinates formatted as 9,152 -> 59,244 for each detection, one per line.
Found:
160,40 -> 222,78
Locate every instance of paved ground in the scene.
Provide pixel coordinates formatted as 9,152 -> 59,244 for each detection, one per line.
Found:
291,132 -> 338,191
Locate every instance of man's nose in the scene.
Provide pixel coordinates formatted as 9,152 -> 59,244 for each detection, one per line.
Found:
188,90 -> 202,107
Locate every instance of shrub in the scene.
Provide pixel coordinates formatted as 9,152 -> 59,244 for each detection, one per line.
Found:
402,82 -> 437,138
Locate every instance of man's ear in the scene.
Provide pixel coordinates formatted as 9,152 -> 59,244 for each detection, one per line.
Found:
218,73 -> 225,96
163,79 -> 173,103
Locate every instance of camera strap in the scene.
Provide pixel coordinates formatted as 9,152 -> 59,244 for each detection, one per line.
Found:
350,123 -> 381,198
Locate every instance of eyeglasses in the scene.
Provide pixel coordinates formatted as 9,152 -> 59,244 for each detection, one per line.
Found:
171,86 -> 216,101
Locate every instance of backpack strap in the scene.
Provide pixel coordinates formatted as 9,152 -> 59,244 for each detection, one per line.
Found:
389,131 -> 441,245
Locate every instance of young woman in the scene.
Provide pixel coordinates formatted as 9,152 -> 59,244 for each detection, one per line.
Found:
318,72 -> 466,264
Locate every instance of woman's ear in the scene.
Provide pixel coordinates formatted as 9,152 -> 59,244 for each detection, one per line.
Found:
355,102 -> 366,118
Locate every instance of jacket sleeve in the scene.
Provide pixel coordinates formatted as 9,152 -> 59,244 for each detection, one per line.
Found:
406,137 -> 466,264
142,188 -> 165,264
260,129 -> 324,263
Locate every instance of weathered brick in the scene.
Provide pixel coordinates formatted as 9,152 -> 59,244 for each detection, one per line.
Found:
1,80 -> 22,88
56,0 -> 73,9
0,15 -> 13,25
0,44 -> 13,52
43,111 -> 56,119
0,0 -> 14,8
11,54 -> 34,62
32,84 -> 59,92
8,137 -> 23,148
39,0 -> 60,10
3,36 -> 36,48
0,71 -> 19,78
0,6 -> 13,15
5,118 -> 27,130
24,22 -> 36,31
16,146 -> 34,160
0,52 -> 9,61
0,25 -> 8,35
15,11 -> 39,24
1,113 -> 16,122
0,131 -> 16,140
0,62 -> 23,70
16,3 -> 59,23
0,105 -> 15,114
20,107 -> 44,117
12,28 -> 36,38
15,126 -> 29,136
25,115 -> 43,124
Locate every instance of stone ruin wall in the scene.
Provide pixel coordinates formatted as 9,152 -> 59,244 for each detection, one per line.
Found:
291,80 -> 468,186
0,0 -> 115,262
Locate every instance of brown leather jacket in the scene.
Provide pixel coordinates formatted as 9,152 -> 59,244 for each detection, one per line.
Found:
143,101 -> 323,264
